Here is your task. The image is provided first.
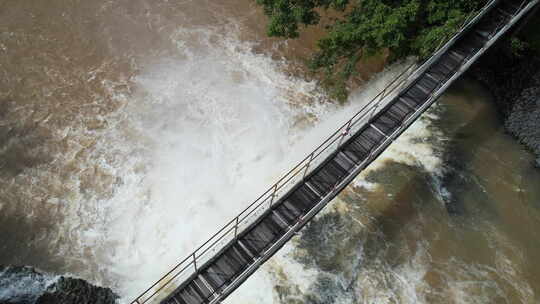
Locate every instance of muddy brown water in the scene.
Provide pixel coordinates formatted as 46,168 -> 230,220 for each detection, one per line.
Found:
1,1 -> 540,303
262,79 -> 540,304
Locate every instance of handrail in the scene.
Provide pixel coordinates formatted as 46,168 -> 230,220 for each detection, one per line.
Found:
130,1 -> 510,303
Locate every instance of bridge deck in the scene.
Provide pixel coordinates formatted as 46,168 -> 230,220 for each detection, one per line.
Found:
133,1 -> 539,303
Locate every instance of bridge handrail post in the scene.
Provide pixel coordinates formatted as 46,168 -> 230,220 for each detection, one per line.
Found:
369,93 -> 384,121
368,65 -> 412,123
234,217 -> 240,238
269,184 -> 278,207
192,252 -> 198,272
303,153 -> 315,179
337,120 -> 352,147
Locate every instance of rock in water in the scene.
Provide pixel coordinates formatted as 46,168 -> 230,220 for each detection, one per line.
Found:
0,266 -> 118,304
471,41 -> 540,166
0,266 -> 53,304
36,277 -> 118,304
505,73 -> 540,166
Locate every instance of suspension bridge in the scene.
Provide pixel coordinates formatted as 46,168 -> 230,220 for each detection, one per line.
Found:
132,1 -> 539,303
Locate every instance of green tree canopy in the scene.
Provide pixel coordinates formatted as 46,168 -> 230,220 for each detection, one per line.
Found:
255,0 -> 485,99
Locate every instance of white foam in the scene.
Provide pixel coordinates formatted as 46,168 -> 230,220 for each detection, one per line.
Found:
85,22 -> 336,299
0,267 -> 58,303
220,59 -> 446,304
97,23 -> 435,300
107,47 -> 442,301
22,12 -> 446,304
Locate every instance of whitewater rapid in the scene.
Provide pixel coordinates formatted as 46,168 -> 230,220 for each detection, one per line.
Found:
4,1 -> 540,303
75,20 -> 435,302
0,3 -> 443,301
98,24 -> 334,298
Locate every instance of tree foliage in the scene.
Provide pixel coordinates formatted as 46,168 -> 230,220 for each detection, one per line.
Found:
255,0 -> 350,38
255,0 -> 486,99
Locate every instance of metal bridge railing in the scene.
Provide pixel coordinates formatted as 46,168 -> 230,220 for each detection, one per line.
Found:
130,1 -> 506,303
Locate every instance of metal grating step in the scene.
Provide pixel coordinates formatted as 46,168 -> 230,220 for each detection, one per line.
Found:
239,213 -> 288,256
200,243 -> 253,293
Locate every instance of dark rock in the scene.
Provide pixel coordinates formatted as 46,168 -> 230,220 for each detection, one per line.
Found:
0,266 -> 52,304
36,277 -> 118,304
0,266 -> 118,304
470,39 -> 540,166
505,76 -> 540,164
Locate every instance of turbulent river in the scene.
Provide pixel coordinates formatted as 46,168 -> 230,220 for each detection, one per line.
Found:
1,1 -> 540,303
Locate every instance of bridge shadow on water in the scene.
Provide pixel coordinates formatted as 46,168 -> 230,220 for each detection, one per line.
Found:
438,80 -> 501,216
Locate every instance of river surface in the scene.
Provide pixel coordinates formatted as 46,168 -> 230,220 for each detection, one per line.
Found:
1,1 -> 540,303
232,79 -> 540,304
